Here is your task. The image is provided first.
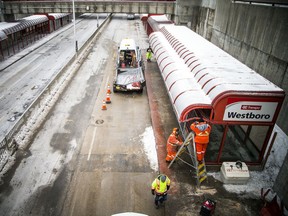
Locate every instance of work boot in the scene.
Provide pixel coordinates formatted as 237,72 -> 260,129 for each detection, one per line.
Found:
155,203 -> 159,209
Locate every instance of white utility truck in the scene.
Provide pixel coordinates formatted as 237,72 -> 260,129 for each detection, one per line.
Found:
113,38 -> 145,93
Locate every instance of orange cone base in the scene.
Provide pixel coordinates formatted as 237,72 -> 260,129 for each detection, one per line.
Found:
107,85 -> 111,94
106,95 -> 111,104
101,100 -> 107,110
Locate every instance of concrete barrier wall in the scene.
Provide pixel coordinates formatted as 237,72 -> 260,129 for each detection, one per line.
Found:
274,152 -> 288,208
195,5 -> 215,40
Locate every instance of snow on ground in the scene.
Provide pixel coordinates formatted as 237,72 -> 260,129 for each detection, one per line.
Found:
141,125 -> 288,200
140,126 -> 158,172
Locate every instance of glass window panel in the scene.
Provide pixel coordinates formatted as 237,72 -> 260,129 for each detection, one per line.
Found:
205,124 -> 224,162
205,124 -> 269,163
248,125 -> 269,151
220,125 -> 269,162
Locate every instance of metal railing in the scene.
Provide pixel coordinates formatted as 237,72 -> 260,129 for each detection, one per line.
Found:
232,0 -> 288,5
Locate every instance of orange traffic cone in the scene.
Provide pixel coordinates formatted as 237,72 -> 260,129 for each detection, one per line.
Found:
107,84 -> 111,94
106,93 -> 111,104
101,100 -> 107,110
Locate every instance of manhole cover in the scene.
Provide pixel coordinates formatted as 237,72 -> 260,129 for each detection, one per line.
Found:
96,119 -> 104,124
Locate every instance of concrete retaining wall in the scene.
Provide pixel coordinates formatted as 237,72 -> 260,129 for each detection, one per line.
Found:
274,151 -> 288,208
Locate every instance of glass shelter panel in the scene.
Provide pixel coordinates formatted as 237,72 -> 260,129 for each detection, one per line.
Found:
205,124 -> 224,162
205,124 -> 269,163
220,125 -> 269,162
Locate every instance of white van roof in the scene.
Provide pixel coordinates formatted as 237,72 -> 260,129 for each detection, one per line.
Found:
119,38 -> 136,50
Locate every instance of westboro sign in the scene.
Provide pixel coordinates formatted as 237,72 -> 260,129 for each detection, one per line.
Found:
223,98 -> 278,122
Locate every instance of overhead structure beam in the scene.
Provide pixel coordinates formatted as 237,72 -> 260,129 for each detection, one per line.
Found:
232,0 -> 288,5
2,1 -> 176,15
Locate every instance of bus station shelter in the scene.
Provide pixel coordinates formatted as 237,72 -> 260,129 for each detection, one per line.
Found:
149,25 -> 285,168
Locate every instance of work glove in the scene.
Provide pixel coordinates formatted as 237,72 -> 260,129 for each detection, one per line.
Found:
151,189 -> 155,195
167,185 -> 170,191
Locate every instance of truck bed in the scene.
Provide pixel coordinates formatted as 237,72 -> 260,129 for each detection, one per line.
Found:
115,68 -> 144,85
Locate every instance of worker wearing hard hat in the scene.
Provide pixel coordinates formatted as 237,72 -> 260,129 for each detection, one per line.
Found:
190,119 -> 211,163
146,46 -> 153,62
165,128 -> 183,162
151,174 -> 171,209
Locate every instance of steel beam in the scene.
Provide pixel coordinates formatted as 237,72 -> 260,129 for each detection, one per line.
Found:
2,1 -> 176,15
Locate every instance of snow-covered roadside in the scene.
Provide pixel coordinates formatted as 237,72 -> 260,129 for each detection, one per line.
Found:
140,126 -> 159,172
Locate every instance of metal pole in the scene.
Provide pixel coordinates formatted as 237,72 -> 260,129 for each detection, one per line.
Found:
72,0 -> 78,55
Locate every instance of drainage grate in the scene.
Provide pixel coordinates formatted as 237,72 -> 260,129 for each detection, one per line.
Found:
95,119 -> 104,124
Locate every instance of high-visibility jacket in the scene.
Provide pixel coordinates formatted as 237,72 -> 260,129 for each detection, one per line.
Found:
166,131 -> 183,161
167,132 -> 182,147
190,122 -> 211,144
146,51 -> 153,60
151,175 -> 171,194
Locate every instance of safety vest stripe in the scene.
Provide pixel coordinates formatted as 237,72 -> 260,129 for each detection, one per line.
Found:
168,142 -> 178,146
196,131 -> 209,136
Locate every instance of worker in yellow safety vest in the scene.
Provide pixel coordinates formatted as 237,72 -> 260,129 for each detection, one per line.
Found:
146,46 -> 153,62
151,174 -> 171,209
190,119 -> 211,163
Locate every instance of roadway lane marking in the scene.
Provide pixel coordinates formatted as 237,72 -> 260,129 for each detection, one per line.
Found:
87,127 -> 97,161
105,76 -> 110,87
87,75 -> 109,161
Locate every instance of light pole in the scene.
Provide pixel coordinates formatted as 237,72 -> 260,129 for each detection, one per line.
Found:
72,0 -> 78,54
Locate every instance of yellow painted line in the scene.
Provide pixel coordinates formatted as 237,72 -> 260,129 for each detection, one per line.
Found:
105,76 -> 110,87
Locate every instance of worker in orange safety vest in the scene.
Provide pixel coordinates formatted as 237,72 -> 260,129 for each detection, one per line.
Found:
165,128 -> 183,162
190,120 -> 211,163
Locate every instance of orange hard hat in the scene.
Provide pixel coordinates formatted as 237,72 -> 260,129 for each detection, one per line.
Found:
173,128 -> 178,132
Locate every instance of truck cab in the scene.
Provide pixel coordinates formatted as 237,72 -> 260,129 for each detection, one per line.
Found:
117,38 -> 142,68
